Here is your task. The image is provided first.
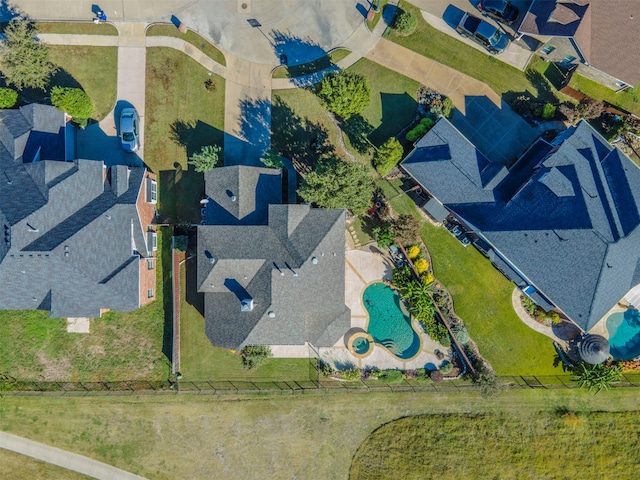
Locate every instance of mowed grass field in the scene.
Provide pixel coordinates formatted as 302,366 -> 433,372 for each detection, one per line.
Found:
1,389 -> 639,479
0,449 -> 92,480
350,410 -> 640,479
145,47 -> 225,223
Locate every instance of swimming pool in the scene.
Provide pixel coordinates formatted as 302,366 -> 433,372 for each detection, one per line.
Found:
362,282 -> 421,360
606,309 -> 640,360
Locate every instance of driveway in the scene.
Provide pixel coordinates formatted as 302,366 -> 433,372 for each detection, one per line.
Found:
410,0 -> 536,71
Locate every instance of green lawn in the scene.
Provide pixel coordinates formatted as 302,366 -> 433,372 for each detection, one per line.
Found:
146,25 -> 226,66
1,390 -> 639,479
0,449 -> 92,480
145,47 -> 225,223
0,229 -> 171,383
388,1 -> 553,102
179,264 -> 314,382
350,410 -> 640,479
15,46 -> 118,122
569,74 -> 640,115
366,0 -> 390,31
36,22 -> 118,35
375,178 -> 561,376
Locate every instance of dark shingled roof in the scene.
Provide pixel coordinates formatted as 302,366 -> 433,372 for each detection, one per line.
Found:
0,160 -> 149,318
519,0 -> 640,86
197,167 -> 350,349
204,165 -> 282,225
402,118 -> 640,332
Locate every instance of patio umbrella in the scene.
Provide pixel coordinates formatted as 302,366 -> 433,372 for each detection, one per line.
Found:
578,334 -> 610,364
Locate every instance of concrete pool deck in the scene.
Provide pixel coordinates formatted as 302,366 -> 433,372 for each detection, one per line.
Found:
318,248 -> 452,372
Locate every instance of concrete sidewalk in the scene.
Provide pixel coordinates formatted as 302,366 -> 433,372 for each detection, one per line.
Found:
0,432 -> 148,480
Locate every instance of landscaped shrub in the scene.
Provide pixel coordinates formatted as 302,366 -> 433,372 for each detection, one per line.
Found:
430,370 -> 443,382
413,258 -> 428,274
340,368 -> 362,381
439,361 -> 453,375
421,272 -> 434,285
393,214 -> 421,245
0,87 -> 18,108
571,362 -> 621,394
372,221 -> 395,248
239,345 -> 272,370
391,266 -> 414,290
441,97 -> 454,118
542,103 -> 556,119
316,71 -> 370,120
378,369 -> 404,384
373,137 -> 403,176
50,86 -> 93,126
393,10 -> 418,36
318,360 -> 335,377
451,324 -> 470,345
406,245 -> 420,260
406,117 -> 434,142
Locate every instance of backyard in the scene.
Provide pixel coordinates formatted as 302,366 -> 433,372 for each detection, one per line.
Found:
145,47 -> 225,223
0,229 -> 172,383
0,389 -> 639,479
272,61 -> 561,376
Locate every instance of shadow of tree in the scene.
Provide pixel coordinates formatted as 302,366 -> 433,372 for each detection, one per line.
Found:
225,97 -> 272,166
270,29 -> 338,87
340,115 -> 374,155
170,119 -> 222,158
271,95 -> 335,176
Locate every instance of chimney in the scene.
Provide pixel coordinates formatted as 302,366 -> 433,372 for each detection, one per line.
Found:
241,298 -> 254,312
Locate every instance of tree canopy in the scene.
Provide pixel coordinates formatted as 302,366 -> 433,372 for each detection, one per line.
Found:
316,71 -> 370,120
297,155 -> 373,213
373,137 -> 404,176
260,149 -> 284,169
0,18 -> 57,90
188,145 -> 222,172
51,86 -> 93,124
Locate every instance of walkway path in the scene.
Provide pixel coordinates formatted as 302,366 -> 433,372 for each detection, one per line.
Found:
0,431 -> 147,480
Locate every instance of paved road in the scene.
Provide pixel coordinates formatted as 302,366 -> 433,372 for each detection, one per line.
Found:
0,431 -> 148,480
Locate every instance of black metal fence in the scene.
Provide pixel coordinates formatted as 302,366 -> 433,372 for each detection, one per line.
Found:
2,374 -> 640,396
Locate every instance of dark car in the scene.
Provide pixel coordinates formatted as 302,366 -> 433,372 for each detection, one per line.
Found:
456,12 -> 510,54
476,0 -> 519,25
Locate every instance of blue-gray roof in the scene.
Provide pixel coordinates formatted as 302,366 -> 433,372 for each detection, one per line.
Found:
0,160 -> 149,318
403,118 -> 640,332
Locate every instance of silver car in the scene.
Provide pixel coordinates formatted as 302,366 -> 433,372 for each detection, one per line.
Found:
119,107 -> 139,152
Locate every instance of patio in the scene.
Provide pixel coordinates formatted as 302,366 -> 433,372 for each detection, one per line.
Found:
318,247 -> 450,372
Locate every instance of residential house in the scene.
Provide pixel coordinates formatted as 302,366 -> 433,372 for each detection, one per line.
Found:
518,0 -> 640,91
0,104 -> 158,318
197,165 -> 351,353
401,117 -> 640,333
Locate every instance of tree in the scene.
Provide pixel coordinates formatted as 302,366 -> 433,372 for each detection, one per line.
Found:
571,362 -> 622,394
317,71 -> 370,120
0,88 -> 18,108
373,137 -> 403,176
51,86 -> 92,125
393,10 -> 418,36
297,155 -> 373,213
188,145 -> 222,172
0,18 -> 57,90
394,214 -> 421,245
372,221 -> 394,248
239,345 -> 272,370
260,149 -> 284,169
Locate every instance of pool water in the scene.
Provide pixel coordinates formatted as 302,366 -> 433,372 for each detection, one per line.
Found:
606,309 -> 640,360
362,283 -> 421,360
352,337 -> 370,355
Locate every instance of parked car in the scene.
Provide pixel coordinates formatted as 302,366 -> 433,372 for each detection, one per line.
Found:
455,12 -> 510,54
476,0 -> 519,26
119,107 -> 139,152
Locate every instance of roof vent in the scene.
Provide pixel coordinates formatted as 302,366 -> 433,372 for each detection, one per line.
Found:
311,257 -> 318,265
209,256 -> 216,265
268,311 -> 276,318
241,298 -> 254,312
231,195 -> 237,202
27,223 -> 38,233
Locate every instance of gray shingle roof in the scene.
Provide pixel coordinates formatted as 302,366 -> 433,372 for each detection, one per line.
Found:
403,119 -> 640,332
0,159 -> 148,318
198,196 -> 350,349
204,165 -> 282,225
